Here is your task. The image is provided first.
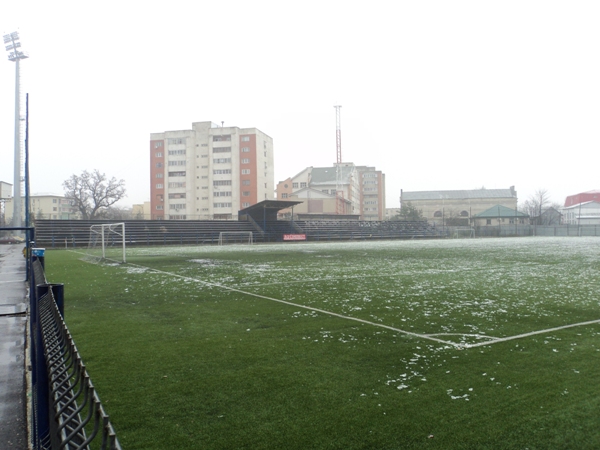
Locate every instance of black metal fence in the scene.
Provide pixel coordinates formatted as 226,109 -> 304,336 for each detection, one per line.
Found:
30,256 -> 121,449
445,224 -> 600,238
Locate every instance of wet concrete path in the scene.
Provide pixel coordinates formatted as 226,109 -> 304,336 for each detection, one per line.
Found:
0,244 -> 28,449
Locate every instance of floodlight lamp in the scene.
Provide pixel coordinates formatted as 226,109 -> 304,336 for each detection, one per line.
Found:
3,32 -> 18,43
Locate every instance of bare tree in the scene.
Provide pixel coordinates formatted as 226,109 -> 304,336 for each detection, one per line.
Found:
519,188 -> 551,225
63,170 -> 126,220
101,206 -> 133,220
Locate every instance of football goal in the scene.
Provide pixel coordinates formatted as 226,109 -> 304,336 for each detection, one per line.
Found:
87,223 -> 127,263
452,227 -> 475,239
218,231 -> 253,246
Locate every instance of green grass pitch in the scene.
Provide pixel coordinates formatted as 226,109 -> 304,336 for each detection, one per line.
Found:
45,237 -> 600,449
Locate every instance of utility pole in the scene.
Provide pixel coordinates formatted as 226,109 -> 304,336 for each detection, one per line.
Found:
3,31 -> 28,229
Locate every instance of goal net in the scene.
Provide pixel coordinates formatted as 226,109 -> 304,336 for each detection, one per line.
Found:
87,222 -> 127,263
218,231 -> 253,246
452,227 -> 475,239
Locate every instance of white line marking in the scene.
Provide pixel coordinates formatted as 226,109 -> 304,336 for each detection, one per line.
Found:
72,251 -> 600,350
464,319 -> 600,348
121,260 -> 461,348
424,333 -> 500,340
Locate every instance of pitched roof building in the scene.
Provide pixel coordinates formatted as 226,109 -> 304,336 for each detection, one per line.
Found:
401,187 -> 518,226
276,163 -> 385,220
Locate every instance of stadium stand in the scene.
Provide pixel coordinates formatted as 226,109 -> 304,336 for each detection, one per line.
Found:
34,218 -> 442,248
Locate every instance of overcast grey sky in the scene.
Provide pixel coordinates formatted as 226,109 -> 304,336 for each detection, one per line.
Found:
1,1 -> 599,209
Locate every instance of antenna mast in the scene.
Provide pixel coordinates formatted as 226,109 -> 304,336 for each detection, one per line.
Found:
334,105 -> 343,214
335,105 -> 342,164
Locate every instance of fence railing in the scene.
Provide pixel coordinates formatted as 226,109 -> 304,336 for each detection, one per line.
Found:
30,258 -> 122,450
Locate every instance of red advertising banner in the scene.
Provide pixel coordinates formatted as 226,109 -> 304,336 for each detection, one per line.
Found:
283,234 -> 307,241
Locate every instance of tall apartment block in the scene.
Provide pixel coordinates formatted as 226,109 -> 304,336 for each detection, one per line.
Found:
150,121 -> 274,220
276,163 -> 386,220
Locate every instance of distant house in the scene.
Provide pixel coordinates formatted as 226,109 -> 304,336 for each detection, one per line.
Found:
285,187 -> 353,217
536,207 -> 562,226
400,187 -> 518,226
562,201 -> 600,225
473,204 -> 529,227
4,194 -> 78,221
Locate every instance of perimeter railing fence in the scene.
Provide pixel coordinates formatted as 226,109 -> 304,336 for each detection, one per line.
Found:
446,224 -> 600,238
30,253 -> 121,450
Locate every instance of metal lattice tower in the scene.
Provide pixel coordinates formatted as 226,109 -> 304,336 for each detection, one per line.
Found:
334,105 -> 342,164
334,105 -> 344,214
3,31 -> 28,228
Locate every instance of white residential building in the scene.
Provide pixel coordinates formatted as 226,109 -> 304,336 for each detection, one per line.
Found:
150,121 -> 274,220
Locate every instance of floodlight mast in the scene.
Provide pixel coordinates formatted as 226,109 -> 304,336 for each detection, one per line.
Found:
3,31 -> 28,229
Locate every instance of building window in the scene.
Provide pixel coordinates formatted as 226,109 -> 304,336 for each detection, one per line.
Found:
213,180 -> 232,186
242,202 -> 250,208
169,182 -> 186,188
168,149 -> 186,155
170,204 -> 186,210
156,184 -> 164,189
242,191 -> 251,197
155,152 -> 163,157
241,147 -> 250,152
156,162 -> 163,168
214,202 -> 232,208
241,169 -> 250,175
156,205 -> 163,210
242,180 -> 251,186
486,219 -> 492,225
212,147 -> 231,153
168,171 -> 186,177
213,158 -> 232,164
241,136 -> 250,142
292,182 -> 298,188
213,191 -> 232,197
156,173 -> 163,178
213,169 -> 232,174
168,160 -> 186,166
168,138 -> 186,145
168,193 -> 186,199
281,193 -> 288,199
154,142 -> 163,148
241,158 -> 250,164
213,135 -> 231,142
300,182 -> 307,188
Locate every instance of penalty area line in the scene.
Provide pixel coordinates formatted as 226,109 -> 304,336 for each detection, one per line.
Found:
122,261 -> 461,349
465,318 -> 600,348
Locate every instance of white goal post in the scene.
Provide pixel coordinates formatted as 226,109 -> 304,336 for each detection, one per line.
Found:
218,231 -> 253,246
88,222 -> 127,263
